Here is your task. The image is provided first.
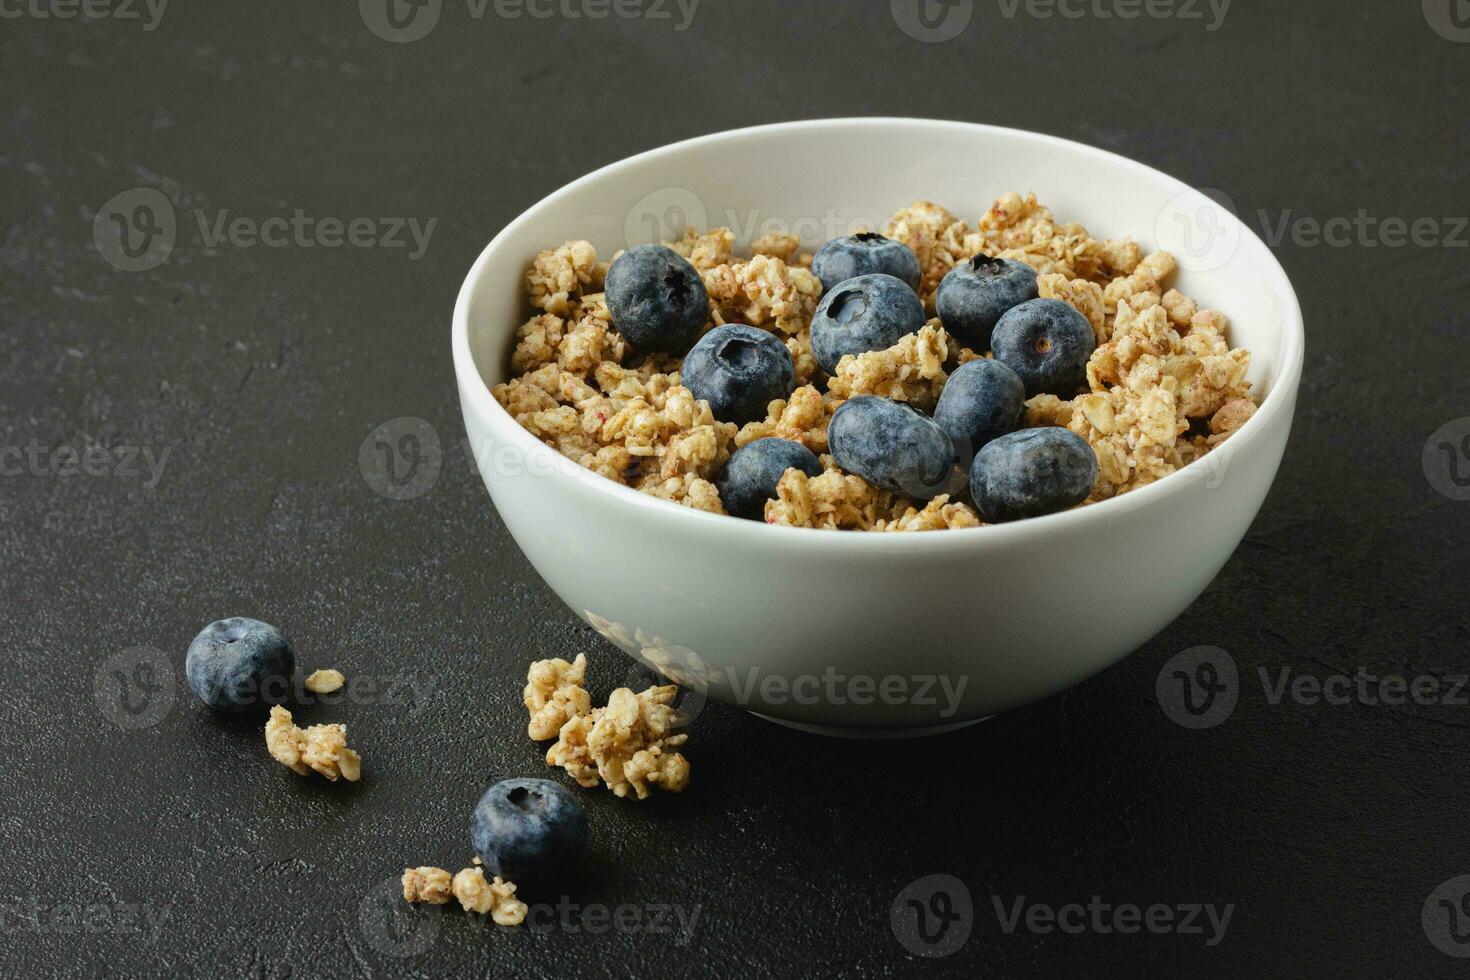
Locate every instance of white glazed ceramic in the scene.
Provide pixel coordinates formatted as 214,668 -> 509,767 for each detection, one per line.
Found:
453,119 -> 1303,735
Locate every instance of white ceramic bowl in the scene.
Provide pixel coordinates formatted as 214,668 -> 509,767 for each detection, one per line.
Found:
453,119 -> 1303,735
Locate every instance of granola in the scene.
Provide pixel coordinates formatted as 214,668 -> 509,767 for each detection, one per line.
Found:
452,867 -> 528,926
546,685 -> 691,800
524,653 -> 592,741
304,669 -> 345,695
494,193 -> 1259,529
402,867 -> 453,905
264,705 -> 361,782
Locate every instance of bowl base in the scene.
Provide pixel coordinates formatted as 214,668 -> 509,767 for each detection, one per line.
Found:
748,712 -> 992,739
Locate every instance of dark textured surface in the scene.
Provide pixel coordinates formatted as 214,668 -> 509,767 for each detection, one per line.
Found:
3,1 -> 1469,976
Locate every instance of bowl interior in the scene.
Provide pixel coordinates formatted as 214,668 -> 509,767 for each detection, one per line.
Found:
465,119 -> 1294,413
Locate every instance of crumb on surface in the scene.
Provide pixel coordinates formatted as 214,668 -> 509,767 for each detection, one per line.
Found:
451,867 -> 528,926
304,669 -> 345,695
402,867 -> 453,904
524,653 -> 592,740
545,682 -> 691,800
264,705 -> 361,782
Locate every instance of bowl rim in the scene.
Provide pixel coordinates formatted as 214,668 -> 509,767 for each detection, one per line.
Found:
452,117 -> 1304,550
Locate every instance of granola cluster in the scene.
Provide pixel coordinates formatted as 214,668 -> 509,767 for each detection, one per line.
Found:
264,705 -> 361,782
524,655 -> 691,800
493,193 -> 1258,528
402,866 -> 527,926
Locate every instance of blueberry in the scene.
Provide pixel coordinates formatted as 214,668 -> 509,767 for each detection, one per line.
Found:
935,256 -> 1038,350
829,396 -> 955,501
470,777 -> 589,889
969,427 -> 1098,523
810,274 -> 926,375
717,437 -> 823,520
991,298 -> 1096,397
680,324 -> 795,425
811,233 -> 922,294
933,358 -> 1027,460
185,617 -> 297,713
605,244 -> 709,353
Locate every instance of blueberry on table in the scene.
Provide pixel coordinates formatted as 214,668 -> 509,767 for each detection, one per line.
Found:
990,298 -> 1096,397
829,395 -> 955,501
810,273 -> 927,375
935,256 -> 1038,350
933,358 -> 1026,460
681,324 -> 796,425
717,437 -> 823,520
605,244 -> 709,353
811,232 -> 922,294
185,617 -> 297,712
471,778 -> 589,889
969,427 -> 1098,523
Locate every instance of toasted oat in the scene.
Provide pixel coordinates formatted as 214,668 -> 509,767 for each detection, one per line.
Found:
524,653 -> 592,741
546,685 -> 690,800
826,322 -> 951,410
452,867 -> 528,925
264,705 -> 361,782
304,669 -> 345,695
402,867 -> 453,904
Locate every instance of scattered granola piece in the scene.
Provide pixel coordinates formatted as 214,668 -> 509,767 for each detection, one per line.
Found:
524,654 -> 592,741
451,868 -> 528,926
546,686 -> 690,800
402,867 -> 453,905
304,669 -> 345,695
264,705 -> 361,782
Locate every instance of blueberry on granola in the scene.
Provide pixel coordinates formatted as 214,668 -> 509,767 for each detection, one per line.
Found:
811,232 -> 922,295
829,396 -> 955,501
185,617 -> 297,713
935,256 -> 1038,350
471,778 -> 589,889
717,437 -> 823,520
991,298 -> 1097,397
681,324 -> 795,425
604,244 -> 709,352
933,358 -> 1026,461
810,273 -> 926,375
969,427 -> 1098,523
